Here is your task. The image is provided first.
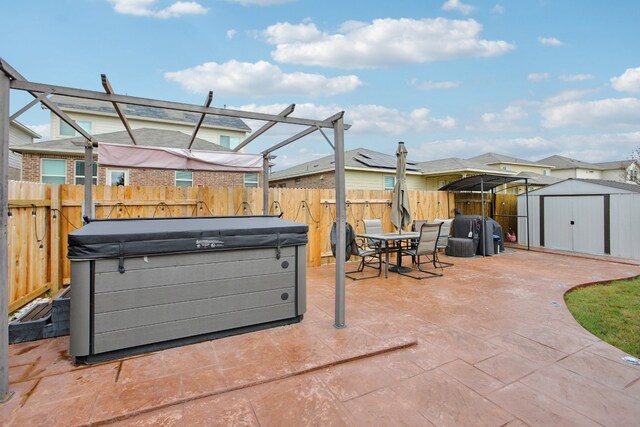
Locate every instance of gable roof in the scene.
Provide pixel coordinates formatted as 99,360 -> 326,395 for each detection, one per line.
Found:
49,95 -> 251,132
593,160 -> 636,169
417,157 -> 511,176
537,154 -> 602,170
270,147 -> 421,180
469,152 -> 550,168
10,128 -> 231,156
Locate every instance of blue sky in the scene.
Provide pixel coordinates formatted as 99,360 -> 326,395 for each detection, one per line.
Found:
2,0 -> 640,169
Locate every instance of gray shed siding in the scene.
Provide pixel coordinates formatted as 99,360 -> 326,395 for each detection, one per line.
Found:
518,180 -> 640,260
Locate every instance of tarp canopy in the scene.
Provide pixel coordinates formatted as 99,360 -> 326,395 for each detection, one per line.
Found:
98,142 -> 262,172
439,174 -> 525,192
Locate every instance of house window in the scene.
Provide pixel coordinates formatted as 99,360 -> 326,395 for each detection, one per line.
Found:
60,120 -> 92,137
107,169 -> 128,186
41,159 -> 66,184
244,173 -> 259,188
220,135 -> 241,149
175,171 -> 193,187
384,175 -> 395,190
74,160 -> 98,185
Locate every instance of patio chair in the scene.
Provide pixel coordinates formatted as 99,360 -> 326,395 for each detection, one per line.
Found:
434,218 -> 454,267
399,222 -> 443,280
330,222 -> 382,281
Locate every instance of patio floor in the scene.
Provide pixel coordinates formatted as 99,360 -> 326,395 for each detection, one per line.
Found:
3,248 -> 640,426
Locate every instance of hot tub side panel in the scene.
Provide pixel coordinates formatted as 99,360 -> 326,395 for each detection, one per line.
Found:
73,246 -> 303,357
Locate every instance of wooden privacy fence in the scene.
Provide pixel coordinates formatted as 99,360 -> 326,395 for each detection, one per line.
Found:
7,181 -> 516,311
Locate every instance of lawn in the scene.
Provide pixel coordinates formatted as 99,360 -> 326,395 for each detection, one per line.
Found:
565,277 -> 640,358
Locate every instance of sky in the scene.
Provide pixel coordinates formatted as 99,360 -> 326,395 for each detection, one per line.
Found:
2,0 -> 640,170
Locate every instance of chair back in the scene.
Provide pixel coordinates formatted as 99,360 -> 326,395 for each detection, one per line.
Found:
416,222 -> 442,256
363,219 -> 383,249
434,218 -> 453,249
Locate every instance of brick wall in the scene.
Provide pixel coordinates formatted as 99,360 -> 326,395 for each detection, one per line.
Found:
19,153 -> 257,187
270,172 -> 336,189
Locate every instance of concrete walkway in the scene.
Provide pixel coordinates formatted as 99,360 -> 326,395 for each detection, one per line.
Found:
2,248 -> 640,426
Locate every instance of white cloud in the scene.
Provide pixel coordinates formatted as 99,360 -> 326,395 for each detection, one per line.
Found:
29,124 -> 51,140
492,4 -> 505,14
226,29 -> 237,39
544,88 -> 599,104
538,36 -> 563,46
264,18 -> 515,68
108,0 -> 207,19
412,79 -> 461,91
558,74 -> 594,82
467,105 -> 529,132
528,72 -> 550,82
262,22 -> 323,44
164,60 -> 362,96
226,0 -> 295,5
541,97 -> 640,128
236,102 -> 456,136
611,67 -> 640,93
441,0 -> 475,15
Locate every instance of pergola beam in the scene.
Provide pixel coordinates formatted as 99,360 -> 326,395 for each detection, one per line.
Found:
233,104 -> 295,152
187,91 -> 213,150
7,78 -> 337,129
262,112 -> 345,155
1,59 -> 93,141
101,74 -> 138,145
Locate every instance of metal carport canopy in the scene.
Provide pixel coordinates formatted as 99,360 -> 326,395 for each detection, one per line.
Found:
439,173 -> 531,255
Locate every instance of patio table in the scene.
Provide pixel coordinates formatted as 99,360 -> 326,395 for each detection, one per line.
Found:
357,231 -> 419,278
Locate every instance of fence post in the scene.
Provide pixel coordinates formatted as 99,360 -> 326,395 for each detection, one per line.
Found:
50,185 -> 62,293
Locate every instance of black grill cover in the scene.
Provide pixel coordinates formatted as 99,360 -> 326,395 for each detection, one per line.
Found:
68,216 -> 308,260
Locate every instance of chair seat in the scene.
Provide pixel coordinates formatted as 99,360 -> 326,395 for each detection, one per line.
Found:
446,237 -> 475,257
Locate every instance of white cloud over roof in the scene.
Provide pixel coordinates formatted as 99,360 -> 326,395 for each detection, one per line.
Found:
611,67 -> 640,93
164,60 -> 362,96
263,18 -> 515,68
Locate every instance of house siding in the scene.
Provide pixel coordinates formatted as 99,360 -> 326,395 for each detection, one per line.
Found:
50,112 -> 246,148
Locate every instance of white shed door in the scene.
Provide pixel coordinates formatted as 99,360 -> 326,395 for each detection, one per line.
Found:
544,196 -> 604,255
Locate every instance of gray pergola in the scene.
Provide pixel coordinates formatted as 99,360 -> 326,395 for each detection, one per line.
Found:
0,58 -> 349,401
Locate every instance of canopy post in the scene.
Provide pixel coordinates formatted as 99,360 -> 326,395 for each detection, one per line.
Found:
333,115 -> 346,329
525,178 -> 530,250
481,178 -> 486,257
1,71 -> 11,402
262,154 -> 269,215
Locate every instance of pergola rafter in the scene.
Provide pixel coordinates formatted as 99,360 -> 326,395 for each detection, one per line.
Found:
0,58 -> 349,401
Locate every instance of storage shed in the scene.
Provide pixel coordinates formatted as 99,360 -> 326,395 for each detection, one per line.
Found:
518,179 -> 640,260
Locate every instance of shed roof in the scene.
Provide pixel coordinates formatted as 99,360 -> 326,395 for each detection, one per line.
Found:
49,95 -> 252,132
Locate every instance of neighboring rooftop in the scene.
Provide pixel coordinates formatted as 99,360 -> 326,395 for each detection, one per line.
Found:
469,152 -> 551,168
10,128 -> 231,156
271,148 -> 421,181
49,95 -> 252,132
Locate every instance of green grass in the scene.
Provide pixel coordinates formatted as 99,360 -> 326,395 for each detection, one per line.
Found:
564,277 -> 640,358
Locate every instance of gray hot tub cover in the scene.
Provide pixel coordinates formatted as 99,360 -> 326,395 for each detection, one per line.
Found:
68,216 -> 308,262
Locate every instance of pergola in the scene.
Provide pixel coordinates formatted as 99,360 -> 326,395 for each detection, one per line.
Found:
0,58 -> 349,400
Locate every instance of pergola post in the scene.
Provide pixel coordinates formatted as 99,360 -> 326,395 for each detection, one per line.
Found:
262,154 -> 269,215
333,116 -> 346,329
1,72 -> 11,402
83,143 -> 94,221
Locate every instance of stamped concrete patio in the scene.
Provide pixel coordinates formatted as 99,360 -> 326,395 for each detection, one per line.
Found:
2,248 -> 640,426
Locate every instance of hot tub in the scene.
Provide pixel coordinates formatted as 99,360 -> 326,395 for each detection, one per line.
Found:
67,216 -> 308,363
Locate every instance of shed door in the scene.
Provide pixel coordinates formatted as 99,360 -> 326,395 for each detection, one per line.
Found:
543,196 -> 605,255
